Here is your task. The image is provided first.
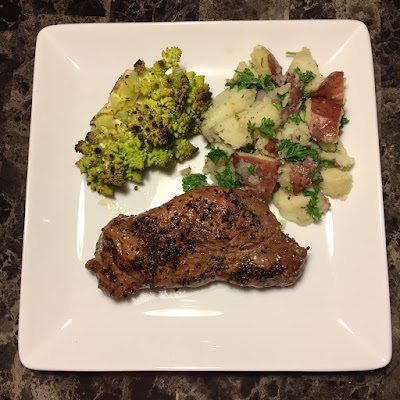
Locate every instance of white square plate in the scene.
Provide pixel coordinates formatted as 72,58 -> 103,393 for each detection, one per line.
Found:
19,20 -> 391,371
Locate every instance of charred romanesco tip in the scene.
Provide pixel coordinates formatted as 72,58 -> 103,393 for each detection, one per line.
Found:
75,47 -> 212,196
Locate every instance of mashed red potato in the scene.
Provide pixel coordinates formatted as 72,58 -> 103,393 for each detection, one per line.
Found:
200,45 -> 354,226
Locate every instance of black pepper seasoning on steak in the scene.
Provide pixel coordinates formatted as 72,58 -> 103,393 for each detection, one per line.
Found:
86,187 -> 308,298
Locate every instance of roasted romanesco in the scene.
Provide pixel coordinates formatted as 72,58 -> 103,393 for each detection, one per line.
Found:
75,47 -> 212,196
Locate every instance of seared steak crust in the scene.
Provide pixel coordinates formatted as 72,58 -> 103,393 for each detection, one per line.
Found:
86,187 -> 308,297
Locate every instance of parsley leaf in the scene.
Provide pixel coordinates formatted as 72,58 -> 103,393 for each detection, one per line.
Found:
277,92 -> 287,105
214,164 -> 241,189
286,51 -> 297,55
248,165 -> 256,174
247,117 -> 276,139
301,89 -> 312,102
276,139 -> 319,163
182,174 -> 208,193
310,159 -> 335,183
225,68 -> 274,92
339,115 -> 350,129
240,143 -> 257,154
204,102 -> 213,111
288,101 -> 307,125
206,146 -> 229,165
271,101 -> 281,109
289,111 -> 306,125
294,67 -> 316,85
303,185 -> 322,221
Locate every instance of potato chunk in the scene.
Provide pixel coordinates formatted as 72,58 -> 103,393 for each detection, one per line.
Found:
277,120 -> 311,146
319,140 -> 354,170
272,187 -> 330,226
201,88 -> 256,144
320,168 -> 353,199
287,47 -> 325,92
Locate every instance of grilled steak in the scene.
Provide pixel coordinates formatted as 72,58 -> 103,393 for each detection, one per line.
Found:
86,187 -> 308,298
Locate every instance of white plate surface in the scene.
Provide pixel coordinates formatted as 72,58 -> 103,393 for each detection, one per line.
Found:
19,20 -> 391,371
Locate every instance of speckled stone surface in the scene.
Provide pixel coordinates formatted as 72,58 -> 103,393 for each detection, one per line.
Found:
1,0 -> 399,398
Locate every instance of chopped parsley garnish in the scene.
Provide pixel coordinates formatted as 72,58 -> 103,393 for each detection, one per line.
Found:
204,102 -> 213,111
339,115 -> 350,129
225,68 -> 274,92
247,117 -> 276,139
319,159 -> 336,168
303,185 -> 322,221
288,101 -> 306,125
240,143 -> 257,154
286,51 -> 297,55
310,159 -> 335,183
294,67 -> 316,85
301,90 -> 312,102
277,92 -> 287,104
276,139 -> 319,163
248,165 -> 256,174
289,111 -> 306,125
214,164 -> 241,189
206,146 -> 229,165
182,173 -> 208,193
271,101 -> 281,109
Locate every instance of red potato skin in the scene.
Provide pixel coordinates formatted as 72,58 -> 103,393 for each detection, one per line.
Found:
264,138 -> 279,156
286,73 -> 304,106
233,153 -> 280,201
309,71 -> 344,104
309,97 -> 343,142
289,159 -> 318,195
281,73 -> 304,121
268,52 -> 283,77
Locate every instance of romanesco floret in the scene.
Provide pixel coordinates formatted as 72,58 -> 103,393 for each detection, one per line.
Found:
146,148 -> 175,168
161,47 -> 182,70
173,139 -> 198,162
75,47 -> 212,196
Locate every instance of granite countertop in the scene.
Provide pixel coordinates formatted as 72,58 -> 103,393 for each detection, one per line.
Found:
1,0 -> 399,398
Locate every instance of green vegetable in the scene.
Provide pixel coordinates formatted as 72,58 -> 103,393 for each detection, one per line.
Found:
271,101 -> 281,109
248,165 -> 256,174
289,112 -> 305,125
303,185 -> 322,221
225,68 -> 274,92
276,139 -> 319,163
288,102 -> 306,125
240,143 -> 257,154
214,164 -> 241,189
301,90 -> 312,102
339,115 -> 350,129
310,159 -> 335,183
277,92 -> 287,105
247,117 -> 276,139
286,51 -> 297,56
75,47 -> 212,196
294,67 -> 316,85
206,146 -> 229,165
182,173 -> 208,192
